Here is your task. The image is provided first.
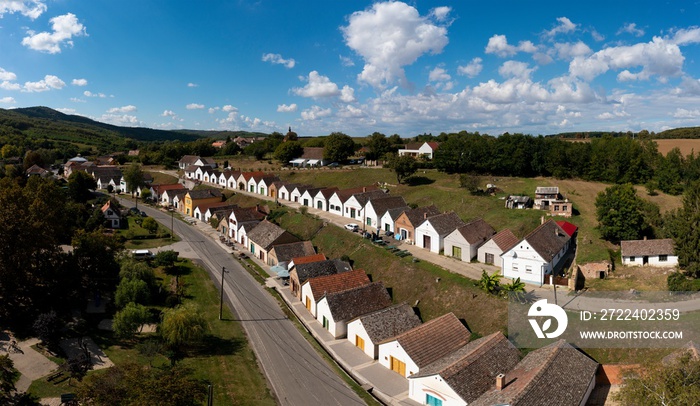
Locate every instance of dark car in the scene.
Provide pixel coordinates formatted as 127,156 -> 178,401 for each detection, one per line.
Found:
140,211 -> 148,217
128,207 -> 139,215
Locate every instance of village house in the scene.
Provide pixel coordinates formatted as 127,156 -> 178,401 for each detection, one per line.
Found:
364,196 -> 408,232
101,200 -> 122,228
290,185 -> 315,203
346,303 -> 422,360
246,220 -> 299,263
289,259 -> 352,299
288,253 -> 327,270
120,173 -> 153,195
312,187 -> 339,211
504,195 -> 532,209
277,183 -> 301,201
471,340 -> 597,406
228,205 -> 266,241
379,206 -> 411,236
444,218 -> 496,262
268,180 -> 284,200
397,142 -> 440,160
378,313 -> 471,378
415,212 -> 466,254
300,187 -> 326,207
343,189 -> 387,222
394,205 -> 441,243
151,183 -> 185,205
195,202 -> 236,222
178,155 -> 217,170
268,241 -> 316,268
300,269 -> 371,317
211,140 -> 226,149
255,174 -> 281,196
183,189 -> 223,217
621,238 -> 678,267
407,332 -> 521,406
289,147 -> 328,167
216,211 -> 234,240
501,220 -> 576,286
164,189 -> 188,210
239,171 -> 265,192
533,186 -> 560,210
327,186 -> 379,218
477,229 -> 519,268
26,164 -> 51,178
315,282 -> 392,339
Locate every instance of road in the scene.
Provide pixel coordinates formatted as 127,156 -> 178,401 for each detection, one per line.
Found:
122,200 -> 366,406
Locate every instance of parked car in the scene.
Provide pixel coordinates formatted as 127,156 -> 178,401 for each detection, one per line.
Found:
328,162 -> 339,168
128,207 -> 139,215
132,249 -> 155,260
140,211 -> 148,217
344,223 -> 359,231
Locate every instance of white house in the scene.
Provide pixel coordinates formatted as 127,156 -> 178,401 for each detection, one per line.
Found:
278,183 -> 299,201
312,187 -> 339,211
327,186 -> 379,219
415,212 -> 465,254
621,238 -> 678,267
397,142 -> 440,160
101,201 -> 122,228
379,206 -> 409,235
256,175 -> 280,197
343,190 -> 387,222
407,332 -> 520,406
443,218 -> 495,262
346,303 -> 421,360
315,282 -> 392,339
501,220 -> 574,286
477,229 -> 519,268
300,269 -> 370,317
228,206 -> 265,242
246,220 -> 298,263
162,189 -> 188,208
364,196 -> 407,232
300,187 -> 325,207
178,155 -> 216,170
377,313 -> 471,378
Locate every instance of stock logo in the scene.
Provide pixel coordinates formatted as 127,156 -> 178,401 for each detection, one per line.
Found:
528,299 -> 568,339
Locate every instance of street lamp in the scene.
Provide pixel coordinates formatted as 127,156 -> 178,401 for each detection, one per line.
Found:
219,266 -> 229,320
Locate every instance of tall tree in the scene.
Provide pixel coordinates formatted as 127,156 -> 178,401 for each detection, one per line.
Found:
385,153 -> 417,184
662,181 -> 700,277
113,302 -> 150,338
365,132 -> 392,161
323,132 -> 355,162
160,303 -> 208,350
72,229 -> 123,300
122,164 -> 145,208
67,170 -> 97,203
615,354 -> 700,405
273,141 -> 303,164
595,184 -> 653,243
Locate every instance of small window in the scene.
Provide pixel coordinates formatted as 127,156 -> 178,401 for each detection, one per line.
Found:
512,265 -> 519,273
526,266 -> 532,274
554,205 -> 560,211
630,256 -> 635,262
659,255 -> 668,262
426,394 -> 443,406
563,205 -> 568,211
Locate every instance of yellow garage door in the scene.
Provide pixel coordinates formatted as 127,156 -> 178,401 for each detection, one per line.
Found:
390,356 -> 406,377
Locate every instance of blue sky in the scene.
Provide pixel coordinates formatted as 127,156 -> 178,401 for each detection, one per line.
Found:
1,1 -> 700,137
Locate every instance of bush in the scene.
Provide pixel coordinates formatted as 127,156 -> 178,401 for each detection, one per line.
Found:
667,272 -> 700,291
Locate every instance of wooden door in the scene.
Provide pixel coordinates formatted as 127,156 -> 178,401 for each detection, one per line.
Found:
390,356 -> 406,377
305,297 -> 311,311
452,246 -> 462,258
423,235 -> 431,250
485,253 -> 494,264
355,335 -> 365,351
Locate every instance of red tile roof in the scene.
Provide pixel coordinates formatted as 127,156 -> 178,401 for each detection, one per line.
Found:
307,269 -> 371,300
555,221 -> 578,237
291,253 -> 327,266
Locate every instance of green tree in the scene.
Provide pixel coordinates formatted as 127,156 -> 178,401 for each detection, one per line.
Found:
365,132 -> 392,161
323,132 -> 355,162
273,141 -> 303,164
113,302 -> 150,338
67,170 -> 97,203
155,250 -> 179,271
1,144 -> 22,159
114,278 -> 151,308
459,173 -> 482,194
140,188 -> 152,201
243,142 -> 269,161
595,184 -> 652,243
119,259 -> 156,288
122,164 -> 145,208
663,181 -> 700,277
141,217 -> 159,234
160,303 -> 208,350
615,354 -> 700,405
478,270 -> 502,295
385,153 -> 417,184
72,229 -> 123,300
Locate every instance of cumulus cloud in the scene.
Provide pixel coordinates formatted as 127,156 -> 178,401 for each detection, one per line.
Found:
222,105 -> 237,112
292,71 -> 341,98
672,108 -> 700,118
1,81 -> 21,90
340,85 -> 356,102
100,114 -> 140,126
23,74 -> 65,92
672,27 -> 700,45
617,23 -> 645,37
107,105 -> 137,113
591,29 -> 605,42
71,78 -> 87,86
262,53 -> 296,69
186,103 -> 205,110
0,97 -> 16,104
301,105 -> 332,120
342,1 -> 449,88
457,57 -> 482,77
553,41 -> 592,60
187,82 -> 198,87
84,90 -> 106,98
498,61 -> 535,79
22,13 -> 87,54
0,0 -> 46,19
161,110 -> 176,117
0,68 -> 17,81
277,103 -> 298,113
430,6 -> 451,21
429,67 -> 451,82
546,17 -> 577,37
485,35 -> 536,57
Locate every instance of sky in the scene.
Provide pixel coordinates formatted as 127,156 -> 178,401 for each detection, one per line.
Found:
1,1 -> 700,138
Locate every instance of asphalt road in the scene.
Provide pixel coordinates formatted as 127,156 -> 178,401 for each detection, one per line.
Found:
121,200 -> 365,406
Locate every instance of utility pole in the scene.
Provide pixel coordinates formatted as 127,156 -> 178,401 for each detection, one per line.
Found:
219,266 -> 229,320
170,208 -> 174,241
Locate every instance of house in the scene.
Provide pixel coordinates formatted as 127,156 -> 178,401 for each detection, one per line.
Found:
194,202 -> 236,222
477,229 -> 519,268
364,196 -> 408,232
346,303 -> 422,359
289,259 -> 352,299
91,166 -> 123,191
342,189 -> 387,222
239,171 -> 265,192
290,185 -> 315,203
397,142 -> 440,160
202,168 -> 219,184
408,332 -> 521,406
223,170 -> 241,189
26,164 -> 50,178
101,200 -> 122,228
312,187 -> 339,211
300,187 -> 326,207
300,269 -> 371,317
444,218 -> 496,262
268,241 -> 316,267
415,212 -> 466,254
379,206 -> 410,235
151,183 -> 185,205
255,174 -> 281,196
212,140 -> 226,149
501,220 -> 575,285
327,186 -> 379,218
216,211 -> 234,240
183,165 -> 201,180
548,199 -> 573,218
268,180 -> 284,199
395,205 -> 440,243
378,313 -> 471,378
288,253 -> 327,270
472,340 -> 597,406
183,189 -> 223,217
163,189 -> 188,209
237,222 -> 257,246
505,195 -> 532,209
315,282 -> 392,338
178,155 -> 217,170
621,238 -> 678,267
278,183 -> 301,201
534,186 -> 560,210
246,220 -> 299,263
228,205 -> 266,241
289,147 -> 329,167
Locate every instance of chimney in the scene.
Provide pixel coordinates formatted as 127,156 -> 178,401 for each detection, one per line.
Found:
643,236 -> 647,241
496,373 -> 506,390
363,187 -> 367,192
541,216 -> 545,225
424,212 -> 428,219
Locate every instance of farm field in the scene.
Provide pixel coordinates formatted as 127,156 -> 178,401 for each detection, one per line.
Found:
655,138 -> 700,156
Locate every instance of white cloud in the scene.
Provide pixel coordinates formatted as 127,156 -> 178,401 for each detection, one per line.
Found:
22,13 -> 87,54
69,97 -> 85,103
553,41 -> 592,60
457,57 -> 482,77
301,105 -> 332,120
187,82 -> 198,87
672,108 -> 700,118
292,71 -> 340,98
1,81 -> 20,90
485,35 -> 536,57
262,53 -> 296,69
0,97 -> 16,104
99,114 -> 140,126
617,23 -> 645,37
107,105 -> 137,113
430,6 -> 451,21
498,61 -> 535,79
0,68 -> 17,81
342,1 -> 449,88
532,52 -> 554,65
0,0 -> 46,19
23,74 -> 65,92
161,110 -> 176,117
219,105 -> 235,112
429,67 -> 451,82
208,107 -> 219,114
672,27 -> 700,45
71,78 -> 87,86
591,29 -> 605,42
339,55 -> 355,67
277,103 -> 298,113
546,17 -> 577,37
186,103 -> 205,110
340,85 -> 356,102
84,90 -> 106,98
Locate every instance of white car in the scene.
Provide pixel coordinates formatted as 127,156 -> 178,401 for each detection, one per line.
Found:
344,223 -> 359,231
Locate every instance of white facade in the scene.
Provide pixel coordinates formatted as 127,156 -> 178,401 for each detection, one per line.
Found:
256,179 -> 269,196
247,177 -> 259,194
315,297 -> 345,338
218,173 -> 228,188
622,254 -> 678,267
327,193 -> 345,217
347,319 -> 378,359
477,239 -> 506,268
290,187 -> 304,203
343,195 -> 366,222
501,240 -> 553,285
300,190 -> 316,207
398,142 -> 437,159
278,185 -> 294,201
415,221 -> 443,253
409,375 -> 465,406
299,282 -> 320,317
193,206 -> 206,220
377,340 -> 420,378
444,230 -> 479,262
379,210 -> 398,234
226,173 -> 237,189
313,190 -> 330,211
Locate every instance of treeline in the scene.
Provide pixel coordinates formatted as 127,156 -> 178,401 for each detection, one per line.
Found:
432,132 -> 698,195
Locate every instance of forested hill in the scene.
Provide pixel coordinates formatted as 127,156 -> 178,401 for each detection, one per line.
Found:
547,127 -> 700,139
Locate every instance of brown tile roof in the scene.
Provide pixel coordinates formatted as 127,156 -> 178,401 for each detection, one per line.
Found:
621,238 -> 675,257
301,147 -> 325,160
334,185 -> 380,202
523,220 -> 571,262
316,187 -> 339,200
489,229 -> 519,251
367,196 -> 408,218
352,303 -> 422,344
101,200 -> 120,216
300,187 -> 326,197
385,206 -> 411,221
425,141 -> 440,151
420,211 -> 466,236
472,340 -> 598,406
386,313 -> 471,368
196,202 -> 236,214
291,253 -> 327,266
404,205 -> 441,227
306,269 -> 371,300
247,220 -> 299,250
403,142 -> 423,150
186,188 -> 223,200
178,155 -> 200,165
454,218 -> 496,245
412,332 -> 521,403
151,183 -> 185,195
270,241 -> 316,264
242,171 -> 266,181
293,259 -> 352,285
230,206 -> 266,222
349,189 -> 388,207
323,282 -> 392,322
